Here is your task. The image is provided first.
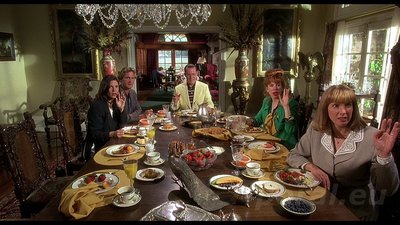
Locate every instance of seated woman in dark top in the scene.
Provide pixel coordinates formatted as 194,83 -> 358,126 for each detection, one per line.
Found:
85,75 -> 127,159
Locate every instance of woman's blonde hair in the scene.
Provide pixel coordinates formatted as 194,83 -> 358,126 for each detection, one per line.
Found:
264,68 -> 288,96
312,84 -> 366,132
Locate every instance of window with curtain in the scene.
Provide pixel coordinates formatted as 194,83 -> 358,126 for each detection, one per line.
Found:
332,9 -> 399,123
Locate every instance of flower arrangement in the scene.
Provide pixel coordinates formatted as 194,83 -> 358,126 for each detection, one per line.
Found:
83,16 -> 132,54
218,4 -> 264,57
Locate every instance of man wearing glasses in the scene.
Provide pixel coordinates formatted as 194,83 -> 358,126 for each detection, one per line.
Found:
171,64 -> 214,111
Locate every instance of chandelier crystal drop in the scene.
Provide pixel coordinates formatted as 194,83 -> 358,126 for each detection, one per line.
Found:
75,4 -> 212,29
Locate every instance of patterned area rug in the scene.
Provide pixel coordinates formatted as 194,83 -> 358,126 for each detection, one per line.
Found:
0,158 -> 65,220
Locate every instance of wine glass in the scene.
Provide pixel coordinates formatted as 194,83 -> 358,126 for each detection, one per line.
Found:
123,159 -> 138,188
231,143 -> 244,176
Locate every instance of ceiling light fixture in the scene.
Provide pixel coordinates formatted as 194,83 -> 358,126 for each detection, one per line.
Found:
75,4 -> 212,29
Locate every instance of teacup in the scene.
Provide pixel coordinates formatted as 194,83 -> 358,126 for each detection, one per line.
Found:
138,127 -> 147,137
147,151 -> 160,163
246,162 -> 261,176
117,186 -> 135,203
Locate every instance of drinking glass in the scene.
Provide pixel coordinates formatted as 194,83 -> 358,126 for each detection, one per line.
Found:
231,144 -> 244,176
162,104 -> 170,113
146,126 -> 156,144
123,159 -> 138,188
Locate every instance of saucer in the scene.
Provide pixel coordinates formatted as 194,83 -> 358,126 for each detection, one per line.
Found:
112,194 -> 141,207
143,158 -> 165,166
241,170 -> 265,179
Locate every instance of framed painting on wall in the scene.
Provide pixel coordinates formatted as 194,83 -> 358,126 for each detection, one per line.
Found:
254,7 -> 299,78
0,32 -> 16,61
50,5 -> 99,79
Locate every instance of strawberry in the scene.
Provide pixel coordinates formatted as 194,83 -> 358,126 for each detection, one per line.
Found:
84,176 -> 94,184
97,174 -> 106,182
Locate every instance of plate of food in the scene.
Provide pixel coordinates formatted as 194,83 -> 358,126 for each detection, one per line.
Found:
251,180 -> 285,198
106,144 -> 139,157
159,125 -> 178,131
71,172 -> 119,194
135,168 -> 165,181
280,197 -> 316,216
244,126 -> 264,133
242,135 -> 255,142
274,168 -> 320,189
122,126 -> 138,135
209,174 -> 243,190
247,141 -> 280,153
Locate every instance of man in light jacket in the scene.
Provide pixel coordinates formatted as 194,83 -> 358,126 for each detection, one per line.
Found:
171,64 -> 214,111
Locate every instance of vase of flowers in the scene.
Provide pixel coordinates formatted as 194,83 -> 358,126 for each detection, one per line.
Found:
218,4 -> 263,114
82,16 -> 132,77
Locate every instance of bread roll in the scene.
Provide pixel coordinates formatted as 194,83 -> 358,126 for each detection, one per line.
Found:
215,176 -> 242,185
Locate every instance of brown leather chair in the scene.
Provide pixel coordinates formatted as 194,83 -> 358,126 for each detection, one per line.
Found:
0,112 -> 72,218
297,98 -> 314,140
51,101 -> 86,176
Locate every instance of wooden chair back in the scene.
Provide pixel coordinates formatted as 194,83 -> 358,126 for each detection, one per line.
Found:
51,101 -> 85,175
0,112 -> 51,213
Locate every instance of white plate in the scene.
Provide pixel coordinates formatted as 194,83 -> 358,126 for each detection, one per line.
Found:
280,197 -> 316,216
251,180 -> 285,198
209,146 -> 225,155
105,144 -> 139,157
135,168 -> 165,181
71,173 -> 119,194
247,141 -> 280,153
242,135 -> 255,142
241,169 -> 265,179
143,158 -> 165,166
159,125 -> 178,131
209,174 -> 243,190
112,194 -> 141,208
134,140 -> 157,147
274,168 -> 320,189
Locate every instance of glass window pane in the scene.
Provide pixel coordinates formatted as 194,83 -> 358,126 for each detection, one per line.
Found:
369,29 -> 387,52
350,33 -> 363,53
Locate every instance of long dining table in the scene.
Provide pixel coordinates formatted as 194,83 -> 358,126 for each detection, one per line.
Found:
33,114 -> 359,221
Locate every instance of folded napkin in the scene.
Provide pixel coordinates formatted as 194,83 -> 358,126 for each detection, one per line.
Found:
246,144 -> 289,172
251,133 -> 281,142
58,183 -> 106,220
192,127 -> 232,141
122,134 -> 136,138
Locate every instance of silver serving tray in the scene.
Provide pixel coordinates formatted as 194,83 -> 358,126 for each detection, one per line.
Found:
140,201 -> 221,221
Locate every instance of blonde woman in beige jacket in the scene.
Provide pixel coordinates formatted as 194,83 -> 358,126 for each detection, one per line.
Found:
287,84 -> 399,220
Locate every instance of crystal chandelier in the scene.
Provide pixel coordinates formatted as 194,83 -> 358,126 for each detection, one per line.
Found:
75,4 -> 212,29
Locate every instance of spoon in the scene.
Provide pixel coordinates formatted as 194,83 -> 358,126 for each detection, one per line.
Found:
199,140 -> 214,151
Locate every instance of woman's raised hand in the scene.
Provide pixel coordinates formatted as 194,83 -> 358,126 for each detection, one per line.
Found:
116,92 -> 126,112
279,88 -> 290,107
374,118 -> 399,158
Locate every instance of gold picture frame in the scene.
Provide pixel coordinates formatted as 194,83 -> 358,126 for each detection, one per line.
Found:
50,5 -> 99,79
253,7 -> 300,78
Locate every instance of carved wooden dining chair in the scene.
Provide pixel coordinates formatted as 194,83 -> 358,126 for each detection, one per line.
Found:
0,112 -> 72,218
39,97 -> 62,146
51,101 -> 86,176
